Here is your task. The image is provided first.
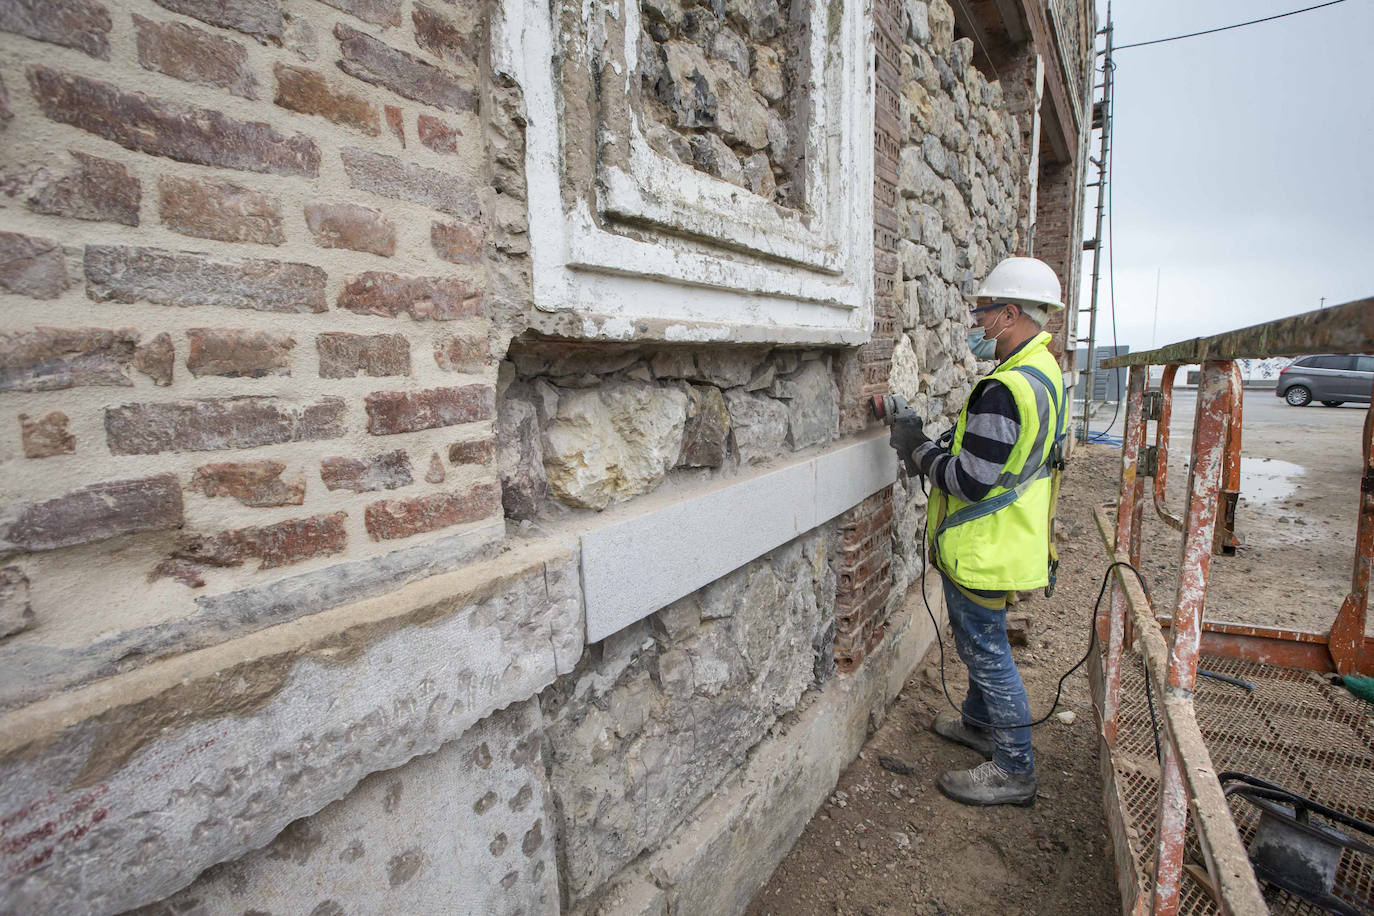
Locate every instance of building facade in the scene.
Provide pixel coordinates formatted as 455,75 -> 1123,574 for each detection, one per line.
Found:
0,0 -> 1093,911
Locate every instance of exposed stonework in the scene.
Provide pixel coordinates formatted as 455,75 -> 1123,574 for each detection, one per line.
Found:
544,530 -> 834,902
137,700 -> 559,916
0,567 -> 34,638
542,381 -> 689,510
639,0 -> 803,205
0,545 -> 583,914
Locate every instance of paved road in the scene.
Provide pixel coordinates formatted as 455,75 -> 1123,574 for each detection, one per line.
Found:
1084,388 -> 1369,634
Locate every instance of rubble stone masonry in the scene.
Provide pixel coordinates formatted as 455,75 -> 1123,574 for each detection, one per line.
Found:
0,0 -> 1089,910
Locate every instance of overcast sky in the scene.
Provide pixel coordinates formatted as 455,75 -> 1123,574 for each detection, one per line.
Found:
1075,0 -> 1374,354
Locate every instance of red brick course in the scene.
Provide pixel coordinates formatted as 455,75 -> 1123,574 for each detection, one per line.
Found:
433,333 -> 489,373
335,24 -> 476,114
833,486 -> 895,673
28,66 -> 319,176
0,231 -> 68,300
385,105 -> 405,146
10,152 -> 140,226
364,480 -> 500,540
2,475 -> 183,553
158,175 -> 284,245
19,412 -> 76,458
304,202 -> 396,256
186,328 -> 295,378
317,332 -> 410,378
447,437 -> 496,466
340,147 -> 476,217
191,460 -> 306,507
274,63 -> 380,136
319,0 -> 402,28
0,0 -> 111,59
170,511 -> 347,572
85,246 -> 327,313
134,14 -> 258,99
320,450 -> 413,492
339,271 -> 484,321
364,384 -> 493,435
150,0 -> 282,44
431,221 -> 483,264
412,3 -> 472,64
0,327 -> 141,391
134,332 -> 175,386
417,114 -> 462,154
105,397 -> 346,454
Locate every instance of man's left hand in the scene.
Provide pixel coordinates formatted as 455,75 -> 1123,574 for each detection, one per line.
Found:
889,413 -> 927,457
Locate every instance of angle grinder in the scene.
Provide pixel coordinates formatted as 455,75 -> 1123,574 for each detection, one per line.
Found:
869,393 -> 920,477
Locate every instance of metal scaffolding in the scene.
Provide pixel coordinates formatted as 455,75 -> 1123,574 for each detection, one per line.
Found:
1091,297 -> 1374,914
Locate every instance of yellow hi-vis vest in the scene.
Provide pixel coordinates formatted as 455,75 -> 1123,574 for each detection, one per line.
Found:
925,332 -> 1066,592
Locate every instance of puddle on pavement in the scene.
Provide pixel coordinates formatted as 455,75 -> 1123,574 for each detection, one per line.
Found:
1237,457 -> 1304,504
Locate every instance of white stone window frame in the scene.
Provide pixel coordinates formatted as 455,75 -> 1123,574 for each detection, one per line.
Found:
497,0 -> 876,344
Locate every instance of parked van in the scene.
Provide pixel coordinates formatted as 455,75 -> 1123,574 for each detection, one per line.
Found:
1275,354 -> 1374,406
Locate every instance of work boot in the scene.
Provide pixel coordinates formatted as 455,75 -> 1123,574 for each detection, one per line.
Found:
931,712 -> 996,759
937,760 -> 1037,807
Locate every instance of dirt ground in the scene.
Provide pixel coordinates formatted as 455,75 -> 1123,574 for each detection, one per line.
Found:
747,445 -> 1127,916
1135,392 -> 1368,635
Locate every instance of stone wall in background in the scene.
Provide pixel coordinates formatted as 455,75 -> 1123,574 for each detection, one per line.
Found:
885,2 -> 1027,606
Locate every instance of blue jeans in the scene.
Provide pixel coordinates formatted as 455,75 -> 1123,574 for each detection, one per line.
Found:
941,575 -> 1035,775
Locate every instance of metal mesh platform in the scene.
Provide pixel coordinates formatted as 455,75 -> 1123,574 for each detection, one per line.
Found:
1112,653 -> 1374,913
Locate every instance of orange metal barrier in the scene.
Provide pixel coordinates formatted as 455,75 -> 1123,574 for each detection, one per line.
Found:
1090,297 -> 1374,914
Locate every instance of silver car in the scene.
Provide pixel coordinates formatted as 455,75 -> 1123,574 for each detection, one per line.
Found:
1276,354 -> 1374,407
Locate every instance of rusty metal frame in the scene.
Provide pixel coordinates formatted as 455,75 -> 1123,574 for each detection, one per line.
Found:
1152,365 -> 1185,531
1090,297 -> 1374,914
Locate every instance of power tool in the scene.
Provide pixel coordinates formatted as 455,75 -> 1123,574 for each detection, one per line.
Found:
870,393 -> 920,477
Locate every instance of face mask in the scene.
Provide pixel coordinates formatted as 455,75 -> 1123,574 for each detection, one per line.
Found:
967,308 -> 1009,359
967,327 -> 998,359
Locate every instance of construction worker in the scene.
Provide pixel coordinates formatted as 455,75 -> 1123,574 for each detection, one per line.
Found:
888,256 -> 1066,807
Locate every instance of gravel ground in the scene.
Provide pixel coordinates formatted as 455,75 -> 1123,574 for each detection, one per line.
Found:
747,444 -> 1127,916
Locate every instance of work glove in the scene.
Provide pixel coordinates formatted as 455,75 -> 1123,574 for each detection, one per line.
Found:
888,411 -> 928,461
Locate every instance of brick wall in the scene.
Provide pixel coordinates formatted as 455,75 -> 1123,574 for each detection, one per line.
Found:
833,486 -> 894,672
1036,158 -> 1077,358
830,0 -> 902,670
0,0 -> 507,697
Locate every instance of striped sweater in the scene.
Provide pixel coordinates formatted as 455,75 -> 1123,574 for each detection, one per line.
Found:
911,380 -> 1021,505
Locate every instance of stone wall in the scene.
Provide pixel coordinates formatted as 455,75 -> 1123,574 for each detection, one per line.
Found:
0,0 -> 1089,911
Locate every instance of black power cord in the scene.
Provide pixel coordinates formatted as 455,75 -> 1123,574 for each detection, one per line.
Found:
918,547 -> 1149,732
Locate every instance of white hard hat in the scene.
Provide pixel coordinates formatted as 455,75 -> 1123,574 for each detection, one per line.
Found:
974,257 -> 1064,311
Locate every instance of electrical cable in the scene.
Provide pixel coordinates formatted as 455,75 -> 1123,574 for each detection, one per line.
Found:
1115,0 -> 1351,51
918,538 -> 1149,731
1142,663 -> 1163,763
950,0 -> 1000,81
